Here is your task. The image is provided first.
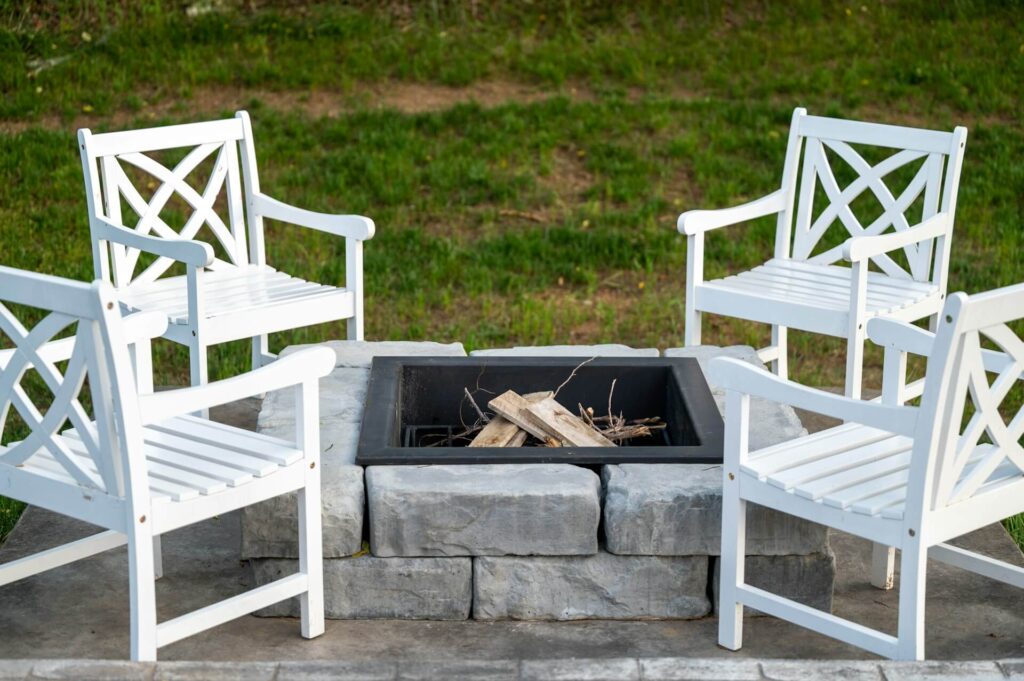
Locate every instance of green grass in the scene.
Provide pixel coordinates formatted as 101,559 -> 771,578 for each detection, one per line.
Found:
0,1 -> 1022,548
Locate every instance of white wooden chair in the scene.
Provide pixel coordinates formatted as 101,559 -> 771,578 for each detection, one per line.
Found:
0,265 -> 334,661
78,111 -> 373,390
680,108 -> 967,398
710,283 -> 1024,660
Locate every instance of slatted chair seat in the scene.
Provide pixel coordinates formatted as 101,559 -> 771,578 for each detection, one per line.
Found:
711,284 -> 1024,660
741,423 -> 1023,522
700,259 -> 940,336
8,415 -> 305,503
120,265 -> 353,328
680,108 -> 967,398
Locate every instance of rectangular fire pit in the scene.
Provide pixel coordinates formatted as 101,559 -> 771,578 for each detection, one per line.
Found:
356,356 -> 723,465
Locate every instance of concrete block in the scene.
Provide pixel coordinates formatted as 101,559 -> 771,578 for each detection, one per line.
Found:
664,345 -> 806,451
154,662 -> 279,681
0,660 -> 34,681
759,661 -> 883,681
281,340 -> 467,369
396,660 -> 519,681
879,661 -> 1006,681
241,463 -> 364,559
473,552 -> 709,621
28,660 -> 154,681
639,658 -> 763,681
471,344 -> 658,357
252,555 -> 471,620
602,464 -> 829,556
366,465 -> 600,557
520,658 -> 640,681
712,550 -> 836,616
277,661 -> 397,681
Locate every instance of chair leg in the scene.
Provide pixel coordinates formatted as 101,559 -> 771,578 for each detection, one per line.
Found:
896,539 -> 927,661
718,492 -> 746,650
684,306 -> 702,346
771,325 -> 788,379
298,477 -> 325,639
252,334 -> 269,371
844,328 -> 865,400
189,338 -> 209,418
871,543 -> 895,590
153,536 -> 163,581
128,525 -> 158,662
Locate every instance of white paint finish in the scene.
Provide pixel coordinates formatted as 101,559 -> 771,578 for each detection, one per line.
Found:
710,282 -> 1024,660
79,111 -> 375,389
679,108 -> 967,396
0,265 -> 333,660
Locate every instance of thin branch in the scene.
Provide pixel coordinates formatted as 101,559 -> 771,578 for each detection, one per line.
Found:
464,387 -> 490,424
553,356 -> 597,399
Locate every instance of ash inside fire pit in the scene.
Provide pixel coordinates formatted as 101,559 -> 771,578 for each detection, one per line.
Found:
356,357 -> 723,465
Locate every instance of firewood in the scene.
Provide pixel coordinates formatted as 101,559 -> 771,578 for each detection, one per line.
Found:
523,396 -> 616,447
468,416 -> 521,447
487,390 -> 554,441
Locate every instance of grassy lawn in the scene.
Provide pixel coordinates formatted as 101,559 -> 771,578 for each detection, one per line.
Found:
0,1 -> 1021,548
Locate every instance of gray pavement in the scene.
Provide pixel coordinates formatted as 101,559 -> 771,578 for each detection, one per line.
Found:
0,399 -> 1021,666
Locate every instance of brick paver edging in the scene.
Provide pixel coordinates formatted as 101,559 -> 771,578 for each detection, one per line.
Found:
2,658 -> 1022,680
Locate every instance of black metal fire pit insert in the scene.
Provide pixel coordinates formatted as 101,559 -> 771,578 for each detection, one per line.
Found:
355,356 -> 723,465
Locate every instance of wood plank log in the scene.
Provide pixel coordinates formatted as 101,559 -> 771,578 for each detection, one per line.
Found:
523,396 -> 616,447
487,391 -> 555,442
471,391 -> 552,447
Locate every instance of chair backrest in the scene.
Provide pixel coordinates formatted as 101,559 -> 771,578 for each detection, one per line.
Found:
774,108 -> 967,287
909,283 -> 1024,521
79,112 -> 262,289
0,266 -> 143,502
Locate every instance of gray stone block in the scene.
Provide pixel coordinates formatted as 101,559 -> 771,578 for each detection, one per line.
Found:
473,552 -> 709,621
241,464 -> 364,559
639,658 -> 763,681
367,465 -> 600,557
758,661 -> 883,681
664,345 -> 806,451
277,661 -> 397,681
28,660 -> 155,681
471,344 -> 658,357
251,554 -> 471,620
154,662 -> 280,681
602,464 -> 829,556
281,340 -> 467,368
520,658 -> 641,681
712,550 -> 836,616
880,661 -> 1006,681
397,660 -> 519,681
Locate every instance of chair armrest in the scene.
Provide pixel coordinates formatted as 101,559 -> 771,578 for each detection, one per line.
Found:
707,357 -> 917,437
253,193 -> 375,240
677,189 -> 786,236
868,317 -> 1018,378
0,311 -> 168,369
842,213 -> 950,263
92,217 -> 214,268
138,346 -> 336,424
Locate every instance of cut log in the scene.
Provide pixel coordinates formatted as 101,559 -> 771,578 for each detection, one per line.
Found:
487,390 -> 555,442
523,396 -> 617,447
473,391 -> 553,448
468,417 -> 520,448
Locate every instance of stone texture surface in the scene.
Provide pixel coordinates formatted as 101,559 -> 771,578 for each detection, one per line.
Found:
520,658 -> 641,681
664,345 -> 806,451
470,344 -> 659,357
240,464 -> 364,559
251,555 -> 471,620
366,464 -> 600,557
602,464 -> 829,556
712,550 -> 837,617
281,339 -> 467,368
639,658 -> 764,681
473,552 -> 710,621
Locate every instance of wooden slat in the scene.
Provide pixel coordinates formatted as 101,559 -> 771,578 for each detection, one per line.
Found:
162,415 -> 301,464
767,436 -> 911,491
766,259 -> 937,295
88,118 -> 244,157
799,114 -> 954,154
744,425 -> 892,477
523,396 -> 616,447
488,391 -> 556,442
468,417 -> 522,448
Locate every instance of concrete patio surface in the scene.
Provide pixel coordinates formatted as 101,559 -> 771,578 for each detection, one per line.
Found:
0,398 -> 1021,665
